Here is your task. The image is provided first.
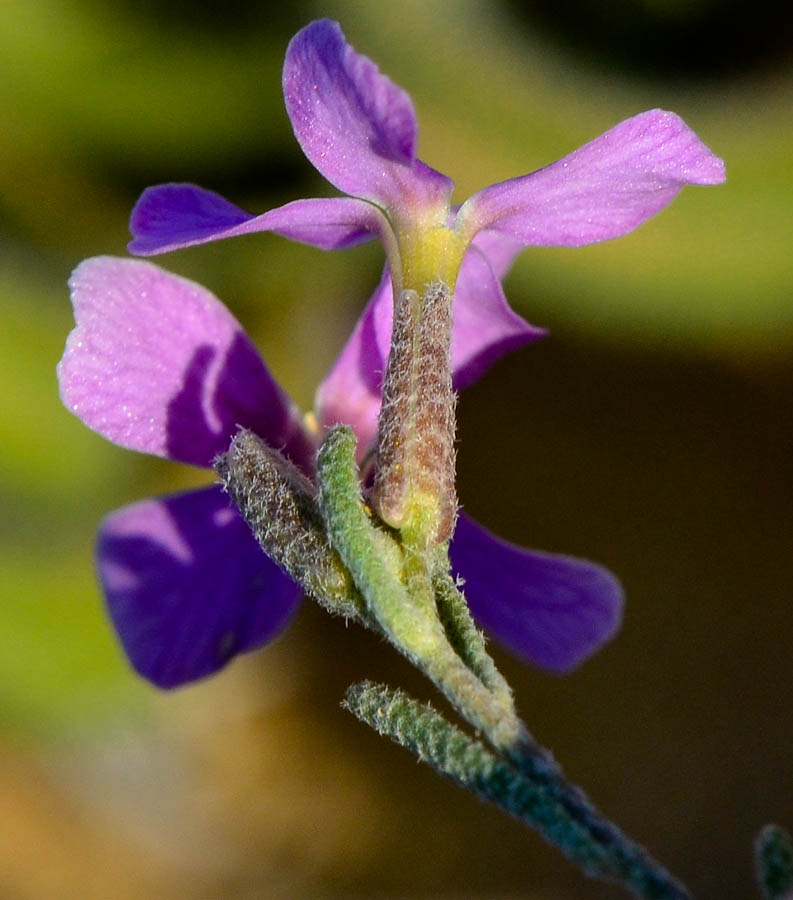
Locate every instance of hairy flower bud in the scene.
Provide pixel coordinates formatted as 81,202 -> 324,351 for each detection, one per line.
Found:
216,429 -> 363,621
373,281 -> 457,546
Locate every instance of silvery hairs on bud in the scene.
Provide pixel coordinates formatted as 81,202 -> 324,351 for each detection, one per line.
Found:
215,429 -> 363,621
373,281 -> 457,544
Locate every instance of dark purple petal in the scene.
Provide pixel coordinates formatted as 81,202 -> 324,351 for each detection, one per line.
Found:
283,19 -> 452,214
59,257 -> 313,469
449,513 -> 623,672
97,486 -> 302,688
129,183 -> 379,256
457,109 -> 726,247
451,245 -> 546,393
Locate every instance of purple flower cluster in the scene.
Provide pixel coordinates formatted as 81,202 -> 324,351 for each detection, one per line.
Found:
58,20 -> 724,688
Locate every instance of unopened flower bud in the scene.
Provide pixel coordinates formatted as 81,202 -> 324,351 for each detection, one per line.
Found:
373,281 -> 457,546
216,429 -> 363,621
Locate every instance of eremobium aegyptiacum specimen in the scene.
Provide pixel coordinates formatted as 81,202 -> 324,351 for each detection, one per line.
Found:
59,19 -> 734,900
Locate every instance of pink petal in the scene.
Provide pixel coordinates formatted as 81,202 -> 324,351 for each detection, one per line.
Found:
314,243 -> 542,450
58,257 -> 312,469
457,109 -> 726,247
282,19 -> 452,215
314,268 -> 392,455
129,183 -> 379,256
469,228 -> 525,280
98,487 -> 302,688
449,513 -> 624,672
451,243 -> 546,392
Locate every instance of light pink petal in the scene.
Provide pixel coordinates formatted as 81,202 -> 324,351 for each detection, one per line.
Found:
315,244 -> 543,450
283,19 -> 452,215
457,109 -> 726,247
58,257 -> 312,469
98,487 -> 302,688
128,183 -> 379,256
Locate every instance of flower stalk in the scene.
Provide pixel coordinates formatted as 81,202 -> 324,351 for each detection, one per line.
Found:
217,417 -> 695,897
316,424 -> 523,751
344,682 -> 691,900
308,423 -> 691,899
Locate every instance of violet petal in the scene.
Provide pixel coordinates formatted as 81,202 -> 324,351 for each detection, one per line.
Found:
458,109 -> 726,247
59,257 -> 311,469
283,19 -> 452,213
451,244 -> 546,393
129,183 -> 379,256
470,228 -> 525,280
449,513 -> 624,672
97,486 -> 302,688
314,268 -> 391,455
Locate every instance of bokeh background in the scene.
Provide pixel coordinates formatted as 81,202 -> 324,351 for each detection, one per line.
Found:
2,0 -> 792,897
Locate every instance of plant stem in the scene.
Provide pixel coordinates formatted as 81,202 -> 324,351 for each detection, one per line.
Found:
345,681 -> 691,900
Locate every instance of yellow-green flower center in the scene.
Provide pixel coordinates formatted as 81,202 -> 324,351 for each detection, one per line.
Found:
394,221 -> 468,296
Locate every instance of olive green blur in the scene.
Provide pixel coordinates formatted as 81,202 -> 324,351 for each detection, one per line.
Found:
1,1 -> 791,898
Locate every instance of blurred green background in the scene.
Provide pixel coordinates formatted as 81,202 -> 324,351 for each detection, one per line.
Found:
2,0 -> 792,897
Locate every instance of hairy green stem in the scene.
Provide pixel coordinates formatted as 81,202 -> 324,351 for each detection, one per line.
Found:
430,550 -> 513,703
345,682 -> 690,900
317,425 -> 523,749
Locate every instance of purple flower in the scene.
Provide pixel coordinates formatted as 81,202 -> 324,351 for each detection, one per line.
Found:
128,19 -> 725,302
58,19 -> 725,689
59,255 -> 620,687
